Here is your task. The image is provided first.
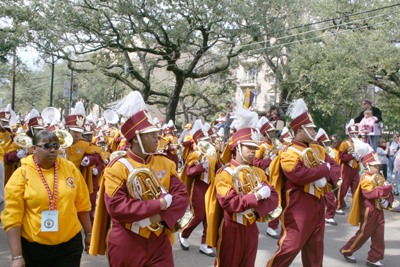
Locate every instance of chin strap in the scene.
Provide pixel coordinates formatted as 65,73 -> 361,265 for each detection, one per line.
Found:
136,132 -> 152,155
301,125 -> 315,142
237,142 -> 249,164
31,128 -> 35,136
367,164 -> 371,172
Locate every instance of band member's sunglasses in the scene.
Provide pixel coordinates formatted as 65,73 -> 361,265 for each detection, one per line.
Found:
35,143 -> 60,150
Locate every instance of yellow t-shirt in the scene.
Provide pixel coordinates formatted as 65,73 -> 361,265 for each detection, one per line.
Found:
1,155 -> 91,245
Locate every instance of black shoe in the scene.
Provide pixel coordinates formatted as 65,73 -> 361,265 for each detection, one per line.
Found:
342,206 -> 350,211
339,248 -> 357,263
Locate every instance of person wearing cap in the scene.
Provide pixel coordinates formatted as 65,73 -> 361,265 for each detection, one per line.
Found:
315,128 -> 339,226
206,105 -> 279,267
335,120 -> 361,215
253,117 -> 281,239
179,121 -> 219,257
279,126 -> 293,145
3,109 -> 44,184
0,105 -> 16,181
163,120 -> 180,170
89,92 -> 189,266
339,139 -> 393,267
354,99 -> 382,151
181,123 -> 194,162
267,99 -> 341,267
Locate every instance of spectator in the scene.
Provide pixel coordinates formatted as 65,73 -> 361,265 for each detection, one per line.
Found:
269,105 -> 286,124
388,133 -> 399,185
223,101 -> 234,137
354,99 -> 382,151
269,110 -> 279,125
332,134 -> 338,142
376,138 -> 389,179
393,145 -> 400,196
0,160 -> 5,213
215,112 -> 228,131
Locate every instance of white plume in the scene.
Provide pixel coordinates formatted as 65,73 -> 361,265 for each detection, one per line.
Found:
16,127 -> 24,134
281,127 -> 292,137
71,102 -> 86,117
16,115 -> 20,121
231,104 -> 259,130
167,120 -> 174,128
287,99 -> 308,120
316,128 -> 329,141
190,119 -> 204,135
217,127 -> 225,137
98,131 -> 104,137
115,91 -> 148,119
162,124 -> 168,130
4,104 -> 12,112
256,117 -> 269,131
347,119 -> 355,128
27,109 -> 40,121
204,123 -> 211,132
230,120 -> 238,130
153,117 -> 159,125
86,110 -> 96,124
50,116 -> 59,126
120,117 -> 126,124
353,138 -> 373,158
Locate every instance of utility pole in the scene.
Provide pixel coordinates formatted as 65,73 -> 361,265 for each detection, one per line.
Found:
11,47 -> 16,110
50,55 -> 55,106
69,69 -> 74,114
114,84 -> 116,101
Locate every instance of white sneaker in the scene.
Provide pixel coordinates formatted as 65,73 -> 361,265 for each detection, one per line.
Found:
336,209 -> 345,215
266,227 -> 279,239
199,244 -> 216,257
366,260 -> 383,267
179,232 -> 189,251
325,218 -> 337,226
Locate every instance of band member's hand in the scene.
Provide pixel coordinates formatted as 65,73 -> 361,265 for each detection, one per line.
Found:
270,154 -> 277,161
10,258 -> 25,267
59,148 -> 67,158
351,153 -> 360,161
314,177 -> 327,188
202,159 -> 209,171
381,200 -> 389,209
92,168 -> 98,176
160,194 -> 173,210
81,156 -> 90,166
257,186 -> 271,199
133,217 -> 152,228
16,150 -> 27,159
84,234 -> 91,253
105,159 -> 109,164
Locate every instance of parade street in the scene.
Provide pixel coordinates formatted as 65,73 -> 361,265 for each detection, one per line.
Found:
1,207 -> 399,267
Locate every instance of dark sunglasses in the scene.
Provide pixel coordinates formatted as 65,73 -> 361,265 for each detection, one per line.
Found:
35,143 -> 60,150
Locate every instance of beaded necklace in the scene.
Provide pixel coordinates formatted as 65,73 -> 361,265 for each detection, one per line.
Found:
33,156 -> 58,211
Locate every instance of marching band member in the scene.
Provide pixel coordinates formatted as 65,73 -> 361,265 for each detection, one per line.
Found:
94,132 -> 111,166
0,104 -> 16,182
89,91 -> 189,266
179,120 -> 219,256
267,99 -> 341,267
181,123 -> 194,162
163,120 -> 179,170
206,105 -> 279,267
340,139 -> 394,267
4,109 -> 44,184
315,128 -> 339,226
336,119 -> 361,215
280,126 -> 293,145
253,117 -> 281,239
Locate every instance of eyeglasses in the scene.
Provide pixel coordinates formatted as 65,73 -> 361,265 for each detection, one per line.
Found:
35,143 -> 60,150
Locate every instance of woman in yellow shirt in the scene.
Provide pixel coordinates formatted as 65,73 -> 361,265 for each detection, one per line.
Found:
1,130 -> 92,267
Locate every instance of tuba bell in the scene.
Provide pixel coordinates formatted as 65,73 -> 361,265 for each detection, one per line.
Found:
110,150 -> 127,161
53,130 -> 73,148
232,165 -> 282,221
14,135 -> 33,148
194,140 -> 216,165
126,167 -> 193,233
371,174 -> 399,209
263,138 -> 284,159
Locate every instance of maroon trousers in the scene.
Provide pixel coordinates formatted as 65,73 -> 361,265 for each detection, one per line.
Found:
268,217 -> 279,230
336,163 -> 359,210
181,179 -> 209,244
89,175 -> 99,224
341,207 -> 385,262
325,191 -> 336,219
107,222 -> 173,267
215,219 -> 258,267
267,189 -> 326,267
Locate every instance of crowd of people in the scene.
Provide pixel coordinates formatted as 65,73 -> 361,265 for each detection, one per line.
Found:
0,94 -> 398,267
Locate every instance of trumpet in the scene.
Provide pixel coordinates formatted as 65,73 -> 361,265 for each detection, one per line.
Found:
194,140 -> 216,165
53,130 -> 73,148
126,167 -> 193,233
371,174 -> 399,209
232,165 -> 282,221
263,138 -> 284,159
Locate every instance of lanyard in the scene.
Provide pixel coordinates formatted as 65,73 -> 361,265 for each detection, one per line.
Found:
33,157 -> 58,211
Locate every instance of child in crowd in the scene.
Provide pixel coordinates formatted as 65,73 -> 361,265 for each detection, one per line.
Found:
358,110 -> 377,135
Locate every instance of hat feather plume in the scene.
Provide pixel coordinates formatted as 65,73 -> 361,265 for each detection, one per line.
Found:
288,99 -> 308,120
231,104 -> 258,130
353,138 -> 373,158
114,91 -> 148,119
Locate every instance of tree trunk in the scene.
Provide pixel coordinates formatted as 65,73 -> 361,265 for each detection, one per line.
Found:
166,74 -> 185,122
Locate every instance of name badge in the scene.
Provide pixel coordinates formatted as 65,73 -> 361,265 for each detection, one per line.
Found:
41,210 -> 58,232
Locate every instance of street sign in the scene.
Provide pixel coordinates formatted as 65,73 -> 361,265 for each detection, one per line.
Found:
64,81 -> 70,98
64,81 -> 79,99
0,97 -> 3,107
72,82 -> 79,100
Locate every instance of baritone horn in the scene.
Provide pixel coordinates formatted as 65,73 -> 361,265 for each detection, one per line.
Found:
232,165 -> 282,221
263,138 -> 284,159
371,174 -> 399,209
194,140 -> 216,165
53,130 -> 73,148
126,167 -> 193,232
110,150 -> 127,161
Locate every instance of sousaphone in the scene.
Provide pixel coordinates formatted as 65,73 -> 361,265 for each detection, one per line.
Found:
53,130 -> 73,148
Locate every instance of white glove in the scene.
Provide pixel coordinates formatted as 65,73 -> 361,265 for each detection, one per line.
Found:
314,177 -> 327,188
92,168 -> 98,176
59,148 -> 67,159
133,217 -> 152,228
257,186 -> 271,200
270,154 -> 277,161
239,208 -> 253,215
325,162 -> 331,170
381,200 -> 389,209
202,160 -> 209,171
105,159 -> 109,164
162,194 -> 173,209
81,156 -> 90,166
352,153 -> 360,161
16,150 -> 27,159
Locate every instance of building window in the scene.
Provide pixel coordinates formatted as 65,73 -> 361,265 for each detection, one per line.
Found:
244,67 -> 259,84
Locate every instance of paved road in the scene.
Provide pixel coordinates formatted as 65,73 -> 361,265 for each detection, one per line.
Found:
1,208 -> 399,266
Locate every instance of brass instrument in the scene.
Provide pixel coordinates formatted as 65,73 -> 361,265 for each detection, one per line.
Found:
194,140 -> 217,165
347,146 -> 355,154
109,127 -> 118,137
0,137 -> 4,145
101,145 -> 108,152
110,150 -> 127,161
302,148 -> 342,192
53,130 -> 73,148
323,144 -> 336,159
263,138 -> 284,159
126,167 -> 193,232
371,174 -> 400,209
14,135 -> 33,148
232,165 -> 282,221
